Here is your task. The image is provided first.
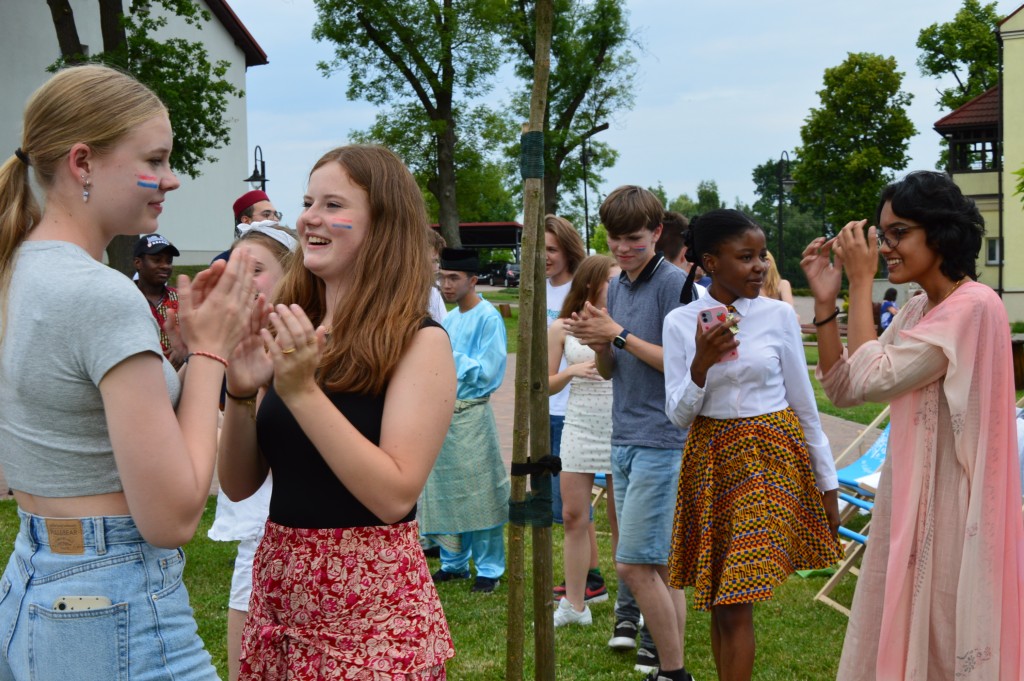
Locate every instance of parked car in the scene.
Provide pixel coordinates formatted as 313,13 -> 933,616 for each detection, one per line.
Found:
477,262 -> 509,287
502,263 -> 520,288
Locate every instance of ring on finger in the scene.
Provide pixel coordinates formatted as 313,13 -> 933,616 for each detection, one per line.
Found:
281,347 -> 297,354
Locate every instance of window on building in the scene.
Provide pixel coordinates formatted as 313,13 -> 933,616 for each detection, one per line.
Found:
986,237 -> 1002,265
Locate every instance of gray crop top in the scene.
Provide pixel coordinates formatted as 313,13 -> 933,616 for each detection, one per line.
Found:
0,241 -> 181,496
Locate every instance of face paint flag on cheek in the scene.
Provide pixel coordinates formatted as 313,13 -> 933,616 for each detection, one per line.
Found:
330,222 -> 353,230
137,174 -> 159,189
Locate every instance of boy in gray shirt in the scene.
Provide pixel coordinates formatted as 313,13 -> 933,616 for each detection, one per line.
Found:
565,186 -> 692,681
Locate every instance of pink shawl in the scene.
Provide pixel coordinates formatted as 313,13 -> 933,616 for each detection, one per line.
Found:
844,282 -> 1023,679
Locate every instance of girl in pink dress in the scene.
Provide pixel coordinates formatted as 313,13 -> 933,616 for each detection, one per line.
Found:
802,170 -> 1023,680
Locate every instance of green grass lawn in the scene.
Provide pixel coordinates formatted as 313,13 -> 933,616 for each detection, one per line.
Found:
0,496 -> 856,680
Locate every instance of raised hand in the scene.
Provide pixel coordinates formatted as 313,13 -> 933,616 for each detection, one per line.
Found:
800,236 -> 843,305
261,304 -> 329,401
689,315 -> 739,386
177,248 -> 255,360
226,294 -> 274,395
564,302 -> 618,350
832,220 -> 878,286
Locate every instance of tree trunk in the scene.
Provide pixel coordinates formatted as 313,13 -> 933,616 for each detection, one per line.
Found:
46,0 -> 86,60
435,119 -> 462,248
506,1 -> 554,679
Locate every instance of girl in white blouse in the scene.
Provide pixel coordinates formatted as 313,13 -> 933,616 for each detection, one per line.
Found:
664,209 -> 840,681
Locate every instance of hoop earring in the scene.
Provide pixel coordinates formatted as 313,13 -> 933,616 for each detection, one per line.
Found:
82,176 -> 91,203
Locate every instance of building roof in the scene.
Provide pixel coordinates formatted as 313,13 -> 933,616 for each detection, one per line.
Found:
431,222 -> 524,249
206,0 -> 268,67
933,86 -> 1000,132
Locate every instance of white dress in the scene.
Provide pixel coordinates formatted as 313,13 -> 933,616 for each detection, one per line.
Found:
559,335 -> 613,474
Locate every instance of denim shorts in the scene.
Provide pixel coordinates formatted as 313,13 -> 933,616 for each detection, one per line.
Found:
611,445 -> 682,565
0,510 -> 218,681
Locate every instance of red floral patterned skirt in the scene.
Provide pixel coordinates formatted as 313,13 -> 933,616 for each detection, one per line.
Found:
239,519 -> 455,680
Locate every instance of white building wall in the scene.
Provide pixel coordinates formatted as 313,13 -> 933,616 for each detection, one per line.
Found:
0,0 -> 255,264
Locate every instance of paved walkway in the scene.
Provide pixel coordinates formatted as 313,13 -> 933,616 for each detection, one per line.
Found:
0,352 -> 877,500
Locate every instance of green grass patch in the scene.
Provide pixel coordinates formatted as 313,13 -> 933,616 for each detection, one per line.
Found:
0,496 -> 852,679
808,371 -> 888,426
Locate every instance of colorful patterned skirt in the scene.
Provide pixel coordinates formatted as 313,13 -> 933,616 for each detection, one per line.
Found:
668,408 -> 842,610
240,519 -> 455,680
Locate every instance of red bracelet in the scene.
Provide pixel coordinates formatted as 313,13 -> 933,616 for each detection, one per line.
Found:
187,351 -> 229,368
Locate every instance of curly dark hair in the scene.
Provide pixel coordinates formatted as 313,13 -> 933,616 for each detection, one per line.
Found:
876,171 -> 984,281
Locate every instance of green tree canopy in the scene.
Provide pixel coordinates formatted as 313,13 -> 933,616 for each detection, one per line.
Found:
351,103 -> 518,223
917,0 -> 1002,111
46,0 -> 242,272
313,0 -> 507,247
503,0 -> 635,216
793,52 -> 916,229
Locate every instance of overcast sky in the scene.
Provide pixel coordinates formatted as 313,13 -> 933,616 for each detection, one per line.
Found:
232,0 -> 1019,222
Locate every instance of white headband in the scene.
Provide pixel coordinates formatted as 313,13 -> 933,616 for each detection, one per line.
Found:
236,220 -> 298,251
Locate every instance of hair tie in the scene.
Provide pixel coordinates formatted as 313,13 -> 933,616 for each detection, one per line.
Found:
14,148 -> 29,166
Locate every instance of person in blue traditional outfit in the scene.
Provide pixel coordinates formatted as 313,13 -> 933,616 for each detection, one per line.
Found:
421,247 -> 511,594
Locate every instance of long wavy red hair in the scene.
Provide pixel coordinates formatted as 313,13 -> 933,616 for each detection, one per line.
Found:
274,145 -> 433,395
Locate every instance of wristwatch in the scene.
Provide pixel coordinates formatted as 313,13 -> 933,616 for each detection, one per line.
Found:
612,329 -> 630,349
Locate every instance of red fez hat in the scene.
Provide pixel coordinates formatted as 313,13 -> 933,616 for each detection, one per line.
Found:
233,190 -> 270,221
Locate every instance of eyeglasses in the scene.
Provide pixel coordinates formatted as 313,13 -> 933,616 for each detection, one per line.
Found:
257,209 -> 283,221
876,226 -> 921,250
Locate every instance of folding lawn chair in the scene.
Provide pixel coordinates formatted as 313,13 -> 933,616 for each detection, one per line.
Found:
591,472 -> 608,511
814,407 -> 890,616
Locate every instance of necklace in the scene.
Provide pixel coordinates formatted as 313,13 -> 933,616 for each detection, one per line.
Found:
939,277 -> 967,303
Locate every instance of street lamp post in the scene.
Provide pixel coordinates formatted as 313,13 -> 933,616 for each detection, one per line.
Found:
776,150 -> 796,278
581,138 -> 591,253
244,145 -> 268,191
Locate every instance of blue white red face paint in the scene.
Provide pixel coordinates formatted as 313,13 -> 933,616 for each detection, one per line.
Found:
329,222 -> 353,230
632,246 -> 647,251
137,174 -> 159,189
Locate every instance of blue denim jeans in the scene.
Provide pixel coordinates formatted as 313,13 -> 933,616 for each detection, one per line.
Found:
550,415 -> 565,524
611,445 -> 681,565
0,510 -> 217,681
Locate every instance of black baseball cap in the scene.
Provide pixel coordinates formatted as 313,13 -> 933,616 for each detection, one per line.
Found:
133,234 -> 180,258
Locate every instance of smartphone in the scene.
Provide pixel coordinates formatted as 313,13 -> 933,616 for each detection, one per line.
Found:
53,596 -> 113,612
698,305 -> 739,362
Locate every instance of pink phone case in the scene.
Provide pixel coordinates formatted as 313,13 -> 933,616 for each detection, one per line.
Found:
698,305 -> 739,362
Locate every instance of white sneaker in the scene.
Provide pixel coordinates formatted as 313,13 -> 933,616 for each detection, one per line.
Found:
553,598 -> 592,627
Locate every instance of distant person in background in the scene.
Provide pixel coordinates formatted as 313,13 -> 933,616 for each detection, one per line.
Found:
762,251 -> 795,307
133,233 -> 186,367
213,190 -> 282,263
657,211 -> 707,302
233,189 -> 281,231
207,224 -> 296,681
427,229 -> 447,323
549,255 -> 619,627
879,287 -> 899,330
544,214 -> 608,603
422,247 -> 510,594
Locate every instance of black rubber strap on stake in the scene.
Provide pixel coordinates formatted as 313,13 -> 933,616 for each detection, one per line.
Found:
520,131 -> 544,180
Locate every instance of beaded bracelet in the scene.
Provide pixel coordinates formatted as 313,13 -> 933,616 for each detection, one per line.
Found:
185,351 -> 229,368
813,307 -> 841,327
